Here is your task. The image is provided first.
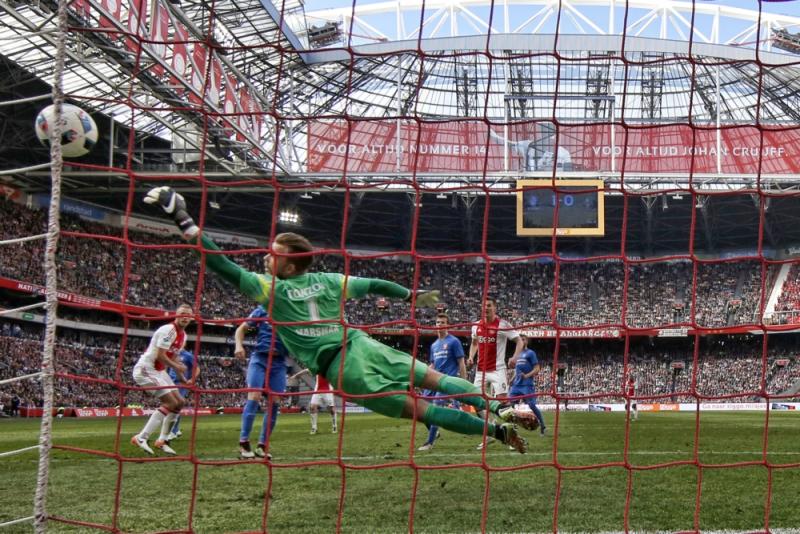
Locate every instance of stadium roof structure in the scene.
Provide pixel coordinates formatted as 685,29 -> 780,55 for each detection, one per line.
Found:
1,0 -> 800,253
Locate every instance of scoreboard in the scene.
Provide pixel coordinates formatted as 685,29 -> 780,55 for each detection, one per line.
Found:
516,179 -> 605,237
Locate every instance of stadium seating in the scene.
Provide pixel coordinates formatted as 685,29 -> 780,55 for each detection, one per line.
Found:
1,198 -> 798,409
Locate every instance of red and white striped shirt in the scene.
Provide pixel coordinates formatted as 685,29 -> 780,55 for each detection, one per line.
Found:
316,375 -> 332,391
471,317 -> 519,372
136,323 -> 186,371
627,377 -> 636,397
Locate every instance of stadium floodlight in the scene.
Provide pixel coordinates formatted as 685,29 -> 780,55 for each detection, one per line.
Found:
279,211 -> 300,224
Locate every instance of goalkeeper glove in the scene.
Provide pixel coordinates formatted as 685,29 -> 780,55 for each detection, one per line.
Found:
408,289 -> 440,308
143,186 -> 199,239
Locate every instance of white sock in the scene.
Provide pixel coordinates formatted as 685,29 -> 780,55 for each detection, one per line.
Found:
159,412 -> 178,441
331,410 -> 337,430
310,412 -> 318,431
140,409 -> 166,440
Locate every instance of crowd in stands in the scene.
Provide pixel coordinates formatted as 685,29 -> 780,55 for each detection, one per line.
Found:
4,197 -> 800,410
536,341 -> 800,403
2,317 -> 799,410
0,198 -> 784,332
774,264 -> 800,325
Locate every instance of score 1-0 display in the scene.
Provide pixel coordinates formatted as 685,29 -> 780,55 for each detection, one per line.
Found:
516,179 -> 605,237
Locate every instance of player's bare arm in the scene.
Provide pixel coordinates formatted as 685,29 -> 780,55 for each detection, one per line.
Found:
289,368 -> 310,382
467,338 -> 478,366
509,336 -> 525,366
233,322 -> 251,360
188,359 -> 200,386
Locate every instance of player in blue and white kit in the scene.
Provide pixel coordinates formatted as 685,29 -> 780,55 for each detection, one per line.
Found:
166,350 -> 199,441
418,313 -> 467,451
508,335 -> 546,436
234,305 -> 290,459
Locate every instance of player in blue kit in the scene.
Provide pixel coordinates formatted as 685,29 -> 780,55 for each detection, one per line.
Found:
418,313 -> 467,451
166,349 -> 199,441
234,305 -> 289,459
508,335 -> 546,437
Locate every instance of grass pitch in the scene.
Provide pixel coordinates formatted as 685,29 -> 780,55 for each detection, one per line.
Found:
2,411 -> 800,533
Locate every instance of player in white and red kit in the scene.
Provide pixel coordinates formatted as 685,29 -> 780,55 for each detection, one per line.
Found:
627,374 -> 638,421
467,298 -> 524,449
291,368 -> 338,434
130,304 -> 193,456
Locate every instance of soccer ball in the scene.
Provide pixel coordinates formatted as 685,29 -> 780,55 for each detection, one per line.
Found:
35,103 -> 98,158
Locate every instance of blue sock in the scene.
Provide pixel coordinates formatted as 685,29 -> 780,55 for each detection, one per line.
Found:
259,403 -> 279,446
530,402 -> 545,430
240,399 -> 259,443
170,415 -> 181,434
426,424 -> 439,445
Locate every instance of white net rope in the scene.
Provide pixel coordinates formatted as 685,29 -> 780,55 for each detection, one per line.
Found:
30,0 -> 68,532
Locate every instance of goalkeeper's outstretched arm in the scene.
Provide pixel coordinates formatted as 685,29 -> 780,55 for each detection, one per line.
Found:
346,277 -> 440,308
143,186 -> 270,304
143,186 -> 439,307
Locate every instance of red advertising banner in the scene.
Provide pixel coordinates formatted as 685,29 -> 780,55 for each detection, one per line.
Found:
308,120 -> 800,174
639,403 -> 680,412
73,407 -> 214,417
0,276 -> 170,318
308,120 -> 506,173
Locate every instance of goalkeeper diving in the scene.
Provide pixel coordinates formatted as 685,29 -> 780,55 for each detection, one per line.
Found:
144,186 -> 536,453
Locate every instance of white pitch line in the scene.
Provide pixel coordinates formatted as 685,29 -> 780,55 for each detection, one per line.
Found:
0,445 -> 39,458
57,450 -> 799,463
542,531 -> 800,534
10,449 -> 800,464
0,515 -> 34,529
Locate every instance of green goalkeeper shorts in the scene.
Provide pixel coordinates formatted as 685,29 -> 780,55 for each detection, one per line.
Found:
324,334 -> 428,418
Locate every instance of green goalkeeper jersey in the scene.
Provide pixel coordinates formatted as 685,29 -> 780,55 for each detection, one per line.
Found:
199,235 -> 411,374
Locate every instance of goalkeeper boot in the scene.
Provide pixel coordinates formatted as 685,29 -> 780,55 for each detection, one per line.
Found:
255,443 -> 273,461
239,441 -> 255,459
131,435 -> 154,455
418,442 -> 434,452
498,424 -> 527,454
154,439 -> 177,456
498,406 -> 540,432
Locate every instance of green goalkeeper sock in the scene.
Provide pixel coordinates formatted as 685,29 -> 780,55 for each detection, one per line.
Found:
435,375 -> 501,414
423,403 -> 496,437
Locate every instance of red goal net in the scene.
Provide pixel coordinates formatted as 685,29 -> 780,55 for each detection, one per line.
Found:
2,0 -> 800,532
